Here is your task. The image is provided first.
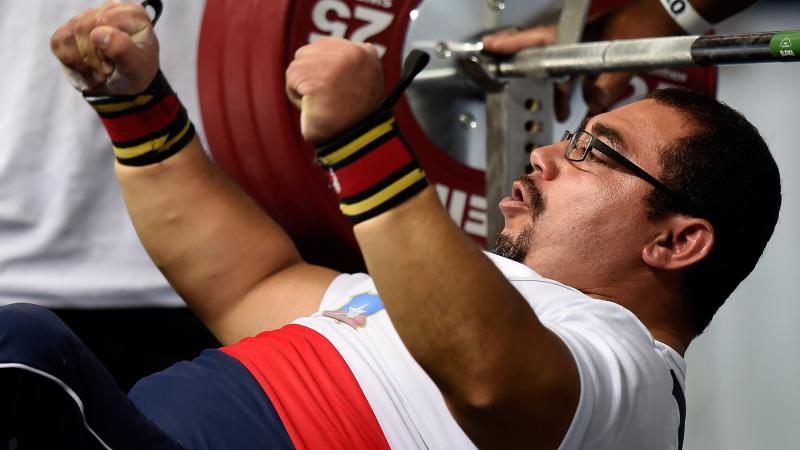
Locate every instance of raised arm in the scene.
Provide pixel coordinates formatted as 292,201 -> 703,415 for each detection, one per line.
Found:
51,2 -> 338,344
287,39 -> 579,449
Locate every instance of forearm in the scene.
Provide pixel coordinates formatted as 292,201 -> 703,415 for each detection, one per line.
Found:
354,188 -> 575,416
354,189 -> 528,383
602,0 -> 759,39
685,0 -> 758,24
289,38 -> 579,446
116,138 -> 302,335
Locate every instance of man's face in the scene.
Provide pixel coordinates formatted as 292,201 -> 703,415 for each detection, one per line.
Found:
492,99 -> 693,289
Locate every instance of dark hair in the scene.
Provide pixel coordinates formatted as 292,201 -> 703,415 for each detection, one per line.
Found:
644,88 -> 782,334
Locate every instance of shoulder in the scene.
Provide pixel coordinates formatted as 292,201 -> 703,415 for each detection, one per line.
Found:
481,254 -> 682,448
547,299 -> 681,449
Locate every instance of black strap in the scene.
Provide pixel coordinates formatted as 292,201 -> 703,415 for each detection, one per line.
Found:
141,0 -> 163,25
375,49 -> 430,112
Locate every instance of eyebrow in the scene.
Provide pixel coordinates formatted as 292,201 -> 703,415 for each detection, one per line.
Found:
590,121 -> 628,155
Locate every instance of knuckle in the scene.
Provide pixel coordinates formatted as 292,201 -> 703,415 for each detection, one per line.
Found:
300,79 -> 319,95
50,27 -> 70,51
72,17 -> 94,37
294,45 -> 311,59
338,44 -> 364,67
285,62 -> 306,84
95,10 -> 114,27
99,3 -> 143,25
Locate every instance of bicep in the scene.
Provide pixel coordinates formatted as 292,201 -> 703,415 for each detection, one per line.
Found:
208,262 -> 340,345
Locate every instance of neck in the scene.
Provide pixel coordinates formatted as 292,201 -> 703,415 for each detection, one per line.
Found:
648,328 -> 690,356
582,270 -> 694,356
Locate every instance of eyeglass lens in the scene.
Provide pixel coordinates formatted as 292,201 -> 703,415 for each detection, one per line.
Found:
563,131 -> 592,161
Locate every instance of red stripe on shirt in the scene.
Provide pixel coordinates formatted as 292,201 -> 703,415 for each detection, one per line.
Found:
221,324 -> 390,450
99,95 -> 180,143
333,136 -> 414,198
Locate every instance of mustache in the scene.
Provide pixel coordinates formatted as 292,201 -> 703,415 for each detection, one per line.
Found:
516,175 -> 545,217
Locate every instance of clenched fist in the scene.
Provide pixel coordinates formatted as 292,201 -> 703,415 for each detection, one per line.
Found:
286,38 -> 384,143
50,1 -> 159,95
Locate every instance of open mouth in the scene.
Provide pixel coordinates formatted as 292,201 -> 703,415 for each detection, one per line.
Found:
511,180 -> 529,205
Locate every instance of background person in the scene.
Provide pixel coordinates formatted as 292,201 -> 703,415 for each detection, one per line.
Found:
0,0 -> 216,391
482,0 -> 759,119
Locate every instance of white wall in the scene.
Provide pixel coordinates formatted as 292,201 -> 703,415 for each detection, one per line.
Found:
685,2 -> 800,448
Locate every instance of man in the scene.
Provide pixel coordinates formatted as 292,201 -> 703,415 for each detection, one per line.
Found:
0,2 -> 780,450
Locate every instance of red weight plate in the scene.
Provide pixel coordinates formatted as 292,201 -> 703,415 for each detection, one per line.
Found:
199,0 -> 364,272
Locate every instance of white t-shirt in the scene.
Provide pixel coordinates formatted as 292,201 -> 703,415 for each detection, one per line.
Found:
0,0 -> 206,308
295,252 -> 686,449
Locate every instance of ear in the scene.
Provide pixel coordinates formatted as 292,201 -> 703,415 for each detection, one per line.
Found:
642,216 -> 714,270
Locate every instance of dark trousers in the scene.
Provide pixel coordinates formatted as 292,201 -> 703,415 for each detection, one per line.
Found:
0,304 -> 294,450
53,307 -> 220,392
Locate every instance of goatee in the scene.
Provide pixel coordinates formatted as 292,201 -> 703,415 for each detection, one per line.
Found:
490,175 -> 546,263
490,225 -> 534,262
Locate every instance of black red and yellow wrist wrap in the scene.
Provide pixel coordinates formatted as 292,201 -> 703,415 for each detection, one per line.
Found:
315,49 -> 431,224
316,110 -> 428,223
84,71 -> 195,166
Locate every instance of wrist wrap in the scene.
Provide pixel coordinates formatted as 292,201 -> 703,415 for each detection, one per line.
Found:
315,50 -> 430,224
84,71 -> 196,166
658,0 -> 713,35
316,111 -> 428,223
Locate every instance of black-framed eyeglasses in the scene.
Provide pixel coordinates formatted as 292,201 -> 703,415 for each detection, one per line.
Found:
561,129 -> 684,204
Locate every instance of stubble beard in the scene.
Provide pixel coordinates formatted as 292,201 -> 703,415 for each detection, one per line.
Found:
490,175 -> 546,263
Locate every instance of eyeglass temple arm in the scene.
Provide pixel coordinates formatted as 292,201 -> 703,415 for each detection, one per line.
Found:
589,139 -> 677,197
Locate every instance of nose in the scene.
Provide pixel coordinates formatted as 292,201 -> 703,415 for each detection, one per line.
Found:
529,140 -> 565,181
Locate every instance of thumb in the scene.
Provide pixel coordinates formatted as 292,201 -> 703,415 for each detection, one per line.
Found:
583,72 -> 633,116
299,96 -> 312,141
299,96 -> 341,143
91,25 -> 158,94
89,26 -> 115,75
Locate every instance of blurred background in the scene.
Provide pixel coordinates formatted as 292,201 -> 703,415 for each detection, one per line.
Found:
684,0 -> 800,448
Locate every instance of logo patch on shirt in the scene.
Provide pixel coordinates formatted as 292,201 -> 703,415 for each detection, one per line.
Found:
322,291 -> 384,329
